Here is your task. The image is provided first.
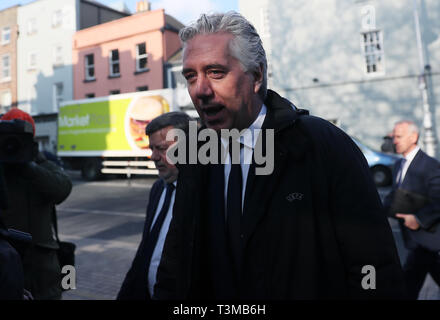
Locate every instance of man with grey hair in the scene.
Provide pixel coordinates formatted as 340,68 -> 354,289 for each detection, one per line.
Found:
155,11 -> 406,300
117,112 -> 191,300
383,120 -> 440,299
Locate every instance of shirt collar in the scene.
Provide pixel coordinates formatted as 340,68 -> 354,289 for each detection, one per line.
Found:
163,179 -> 177,189
404,146 -> 420,163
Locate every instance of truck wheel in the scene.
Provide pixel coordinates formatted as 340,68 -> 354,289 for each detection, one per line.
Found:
81,159 -> 102,181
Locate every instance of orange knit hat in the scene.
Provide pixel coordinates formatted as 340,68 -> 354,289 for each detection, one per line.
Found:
1,108 -> 36,136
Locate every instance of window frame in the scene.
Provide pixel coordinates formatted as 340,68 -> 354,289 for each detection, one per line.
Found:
1,54 -> 11,81
109,49 -> 120,77
84,53 -> 95,81
53,45 -> 63,66
136,85 -> 149,92
27,51 -> 37,70
1,27 -> 11,45
0,90 -> 12,113
53,82 -> 64,111
135,42 -> 148,72
360,29 -> 385,75
52,9 -> 63,28
27,18 -> 37,35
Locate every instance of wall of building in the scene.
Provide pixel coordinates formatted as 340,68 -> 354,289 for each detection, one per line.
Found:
0,5 -> 19,113
17,0 -> 78,116
163,29 -> 182,62
240,0 -> 440,153
73,9 -> 182,99
15,0 -> 128,152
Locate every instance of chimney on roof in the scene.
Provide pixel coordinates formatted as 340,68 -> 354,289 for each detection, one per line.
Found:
136,1 -> 151,13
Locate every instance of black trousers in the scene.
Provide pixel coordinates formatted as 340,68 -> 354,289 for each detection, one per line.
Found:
403,246 -> 440,299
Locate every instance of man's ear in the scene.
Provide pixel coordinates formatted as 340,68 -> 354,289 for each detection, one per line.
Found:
253,64 -> 264,94
412,133 -> 419,145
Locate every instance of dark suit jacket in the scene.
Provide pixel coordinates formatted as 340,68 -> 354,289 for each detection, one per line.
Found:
154,90 -> 406,300
117,179 -> 165,300
383,149 -> 440,249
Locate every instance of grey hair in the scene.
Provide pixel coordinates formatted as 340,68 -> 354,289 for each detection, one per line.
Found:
395,120 -> 419,135
145,111 -> 192,136
179,11 -> 268,100
395,120 -> 419,143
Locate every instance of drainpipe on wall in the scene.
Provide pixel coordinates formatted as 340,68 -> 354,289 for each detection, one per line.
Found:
413,0 -> 438,158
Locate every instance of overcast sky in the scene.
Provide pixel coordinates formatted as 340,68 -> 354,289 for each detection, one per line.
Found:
0,0 -> 239,25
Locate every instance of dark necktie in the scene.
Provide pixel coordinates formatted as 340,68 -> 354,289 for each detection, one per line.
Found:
396,158 -> 407,187
226,139 -> 243,278
145,183 -> 175,267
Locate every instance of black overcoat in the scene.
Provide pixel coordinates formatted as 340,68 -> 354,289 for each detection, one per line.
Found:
155,90 -> 407,300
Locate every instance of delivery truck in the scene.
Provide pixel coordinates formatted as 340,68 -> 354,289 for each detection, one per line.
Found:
57,88 -> 194,180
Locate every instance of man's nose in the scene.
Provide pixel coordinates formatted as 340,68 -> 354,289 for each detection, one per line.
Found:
195,76 -> 213,100
151,149 -> 160,161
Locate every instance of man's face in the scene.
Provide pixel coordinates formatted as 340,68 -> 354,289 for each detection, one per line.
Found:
393,123 -> 418,156
149,126 -> 178,183
182,33 -> 263,132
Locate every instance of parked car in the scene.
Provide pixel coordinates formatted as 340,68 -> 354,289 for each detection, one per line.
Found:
351,137 -> 400,187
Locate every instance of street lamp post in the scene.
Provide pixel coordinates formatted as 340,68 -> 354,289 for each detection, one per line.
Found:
413,0 -> 437,158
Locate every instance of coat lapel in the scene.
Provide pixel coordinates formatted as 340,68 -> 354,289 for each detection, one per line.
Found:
241,90 -> 310,248
400,149 -> 422,189
145,180 -> 164,236
242,142 -> 289,247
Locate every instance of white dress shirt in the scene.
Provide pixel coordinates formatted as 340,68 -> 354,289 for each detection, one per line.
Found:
221,104 -> 267,212
147,180 -> 177,297
399,146 -> 420,183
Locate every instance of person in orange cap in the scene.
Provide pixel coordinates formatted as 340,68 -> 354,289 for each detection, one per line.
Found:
1,107 -> 36,136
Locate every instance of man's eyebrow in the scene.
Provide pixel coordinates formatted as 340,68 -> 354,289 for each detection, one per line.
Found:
206,64 -> 227,70
182,68 -> 192,75
182,64 -> 227,75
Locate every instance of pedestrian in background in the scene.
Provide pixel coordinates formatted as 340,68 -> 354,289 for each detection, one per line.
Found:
117,112 -> 191,300
381,132 -> 396,153
383,120 -> 440,299
0,108 -> 72,300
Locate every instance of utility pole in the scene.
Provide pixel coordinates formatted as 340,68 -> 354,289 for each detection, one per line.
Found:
413,0 -> 437,157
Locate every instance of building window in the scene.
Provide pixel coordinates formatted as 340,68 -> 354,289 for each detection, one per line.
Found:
1,27 -> 11,45
1,90 -> 12,113
136,43 -> 148,72
62,7 -> 74,30
52,10 -> 63,27
27,18 -> 37,35
361,30 -> 384,74
136,86 -> 148,92
85,54 -> 95,80
53,82 -> 63,111
1,54 -> 11,81
53,45 -> 63,66
28,52 -> 37,70
85,93 -> 95,99
109,49 -> 120,76
110,90 -> 120,95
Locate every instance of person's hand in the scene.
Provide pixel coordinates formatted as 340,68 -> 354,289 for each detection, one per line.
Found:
395,213 -> 420,230
23,289 -> 34,300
